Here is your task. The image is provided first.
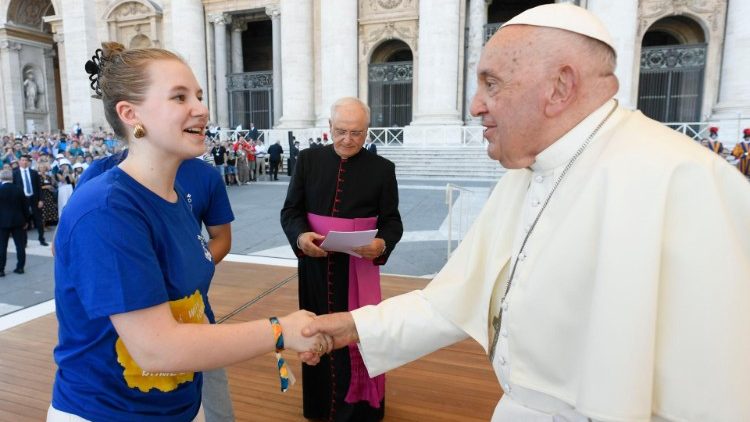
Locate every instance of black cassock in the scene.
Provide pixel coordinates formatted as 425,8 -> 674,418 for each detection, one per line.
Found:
281,145 -> 403,421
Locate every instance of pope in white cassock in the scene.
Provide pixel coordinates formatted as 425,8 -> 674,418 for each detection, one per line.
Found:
301,4 -> 750,421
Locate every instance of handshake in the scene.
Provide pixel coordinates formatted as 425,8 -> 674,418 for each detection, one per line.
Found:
276,310 -> 358,365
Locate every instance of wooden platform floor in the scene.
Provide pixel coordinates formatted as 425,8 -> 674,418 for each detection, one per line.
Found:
0,262 -> 501,421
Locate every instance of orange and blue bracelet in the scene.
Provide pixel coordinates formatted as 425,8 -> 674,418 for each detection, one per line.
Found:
269,316 -> 295,392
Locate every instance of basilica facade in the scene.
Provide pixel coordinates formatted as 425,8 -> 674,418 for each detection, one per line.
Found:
0,0 -> 747,144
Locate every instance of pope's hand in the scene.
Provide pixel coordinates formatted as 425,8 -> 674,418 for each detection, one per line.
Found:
298,232 -> 327,258
279,310 -> 332,360
298,312 -> 359,365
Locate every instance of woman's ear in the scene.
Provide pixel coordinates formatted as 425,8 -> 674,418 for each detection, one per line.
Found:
115,101 -> 139,128
545,64 -> 578,117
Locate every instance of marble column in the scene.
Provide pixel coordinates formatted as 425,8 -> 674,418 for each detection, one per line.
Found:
43,47 -> 59,131
266,6 -> 282,127
317,0 -> 358,126
53,33 -> 69,131
211,14 -> 230,128
464,0 -> 487,124
411,0 -> 463,125
713,0 -> 750,119
168,0 -> 207,95
231,21 -> 245,74
59,0 -> 105,132
0,40 -> 23,133
277,0 -> 314,128
587,0 -> 638,108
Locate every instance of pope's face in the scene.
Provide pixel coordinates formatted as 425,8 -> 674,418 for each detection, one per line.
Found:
470,26 -> 548,169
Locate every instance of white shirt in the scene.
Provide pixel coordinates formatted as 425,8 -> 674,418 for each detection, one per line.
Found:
21,167 -> 33,196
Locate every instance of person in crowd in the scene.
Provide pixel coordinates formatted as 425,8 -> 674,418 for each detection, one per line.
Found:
248,122 -> 259,142
267,140 -> 283,181
0,169 -> 30,277
301,5 -> 750,421
37,162 -> 58,227
55,161 -> 74,219
730,127 -> 750,179
210,140 -> 227,179
13,154 -> 47,246
49,42 -> 331,422
281,96 -> 403,421
706,126 -> 724,156
234,136 -> 251,185
255,139 -> 268,180
289,139 -> 300,176
364,138 -> 377,155
224,147 -> 238,186
247,138 -> 258,182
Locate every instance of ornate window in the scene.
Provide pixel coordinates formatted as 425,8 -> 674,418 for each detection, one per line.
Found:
103,0 -> 162,48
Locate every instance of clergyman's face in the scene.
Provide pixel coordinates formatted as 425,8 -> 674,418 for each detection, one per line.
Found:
330,105 -> 368,159
470,26 -> 546,169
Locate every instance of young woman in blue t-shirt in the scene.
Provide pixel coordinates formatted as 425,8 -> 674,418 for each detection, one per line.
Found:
48,42 -> 330,422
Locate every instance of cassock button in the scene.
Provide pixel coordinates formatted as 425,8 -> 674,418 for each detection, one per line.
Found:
523,225 -> 530,233
502,301 -> 508,312
531,199 -> 540,207
518,252 -> 526,261
534,175 -> 544,183
503,384 -> 511,393
500,328 -> 508,338
498,355 -> 506,365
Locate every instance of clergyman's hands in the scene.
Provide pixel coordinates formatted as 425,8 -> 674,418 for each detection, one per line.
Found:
352,238 -> 385,261
298,312 -> 359,365
297,232 -> 327,258
278,310 -> 332,365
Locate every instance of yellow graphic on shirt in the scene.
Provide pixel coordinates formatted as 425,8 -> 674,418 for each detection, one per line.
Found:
115,290 -> 206,393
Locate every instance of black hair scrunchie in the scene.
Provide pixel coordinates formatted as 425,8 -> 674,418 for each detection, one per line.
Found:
84,48 -> 104,98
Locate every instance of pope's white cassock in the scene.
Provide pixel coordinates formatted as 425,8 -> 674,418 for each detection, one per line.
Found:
351,99 -> 750,421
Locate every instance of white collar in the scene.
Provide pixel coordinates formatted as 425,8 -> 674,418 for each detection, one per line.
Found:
530,99 -> 617,172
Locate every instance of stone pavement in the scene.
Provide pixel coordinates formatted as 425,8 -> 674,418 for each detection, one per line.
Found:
1,172 -> 497,318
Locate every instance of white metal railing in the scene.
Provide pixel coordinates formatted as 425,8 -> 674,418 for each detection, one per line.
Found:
368,127 -> 404,145
211,126 -> 487,147
446,183 -> 474,259
664,115 -> 749,143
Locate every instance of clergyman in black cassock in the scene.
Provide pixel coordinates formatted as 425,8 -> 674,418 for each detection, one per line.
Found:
280,97 -> 402,421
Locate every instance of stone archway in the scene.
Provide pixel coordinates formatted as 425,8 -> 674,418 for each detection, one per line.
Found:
1,0 -> 59,133
638,16 -> 706,122
368,39 -> 413,128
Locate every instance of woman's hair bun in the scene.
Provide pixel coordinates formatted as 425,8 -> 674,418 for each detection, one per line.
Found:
85,42 -> 126,99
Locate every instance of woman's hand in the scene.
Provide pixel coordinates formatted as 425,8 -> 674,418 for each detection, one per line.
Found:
278,310 -> 332,358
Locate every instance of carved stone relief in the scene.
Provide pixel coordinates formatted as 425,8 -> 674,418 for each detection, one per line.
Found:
6,0 -> 52,30
113,2 -> 152,19
106,0 -> 162,48
639,0 -> 724,35
361,0 -> 417,18
360,21 -> 417,58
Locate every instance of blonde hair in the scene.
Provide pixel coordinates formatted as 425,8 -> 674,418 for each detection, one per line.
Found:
97,42 -> 184,140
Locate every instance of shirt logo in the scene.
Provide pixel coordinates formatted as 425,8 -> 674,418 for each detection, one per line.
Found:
198,234 -> 212,262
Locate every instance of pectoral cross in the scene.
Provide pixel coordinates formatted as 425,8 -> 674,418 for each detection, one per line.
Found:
489,310 -> 503,362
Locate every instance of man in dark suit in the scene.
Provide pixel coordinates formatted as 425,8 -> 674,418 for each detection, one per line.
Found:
12,155 -> 47,246
365,139 -> 378,155
248,122 -> 259,142
267,140 -> 284,181
0,169 -> 30,276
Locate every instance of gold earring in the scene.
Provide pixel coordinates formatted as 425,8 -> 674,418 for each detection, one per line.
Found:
133,124 -> 146,138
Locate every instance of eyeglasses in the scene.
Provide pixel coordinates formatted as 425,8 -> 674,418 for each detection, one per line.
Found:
333,129 -> 366,139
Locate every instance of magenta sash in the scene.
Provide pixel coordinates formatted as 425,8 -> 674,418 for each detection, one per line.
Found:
307,212 -> 385,408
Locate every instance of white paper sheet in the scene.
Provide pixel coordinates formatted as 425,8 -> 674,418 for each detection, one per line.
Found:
319,230 -> 378,258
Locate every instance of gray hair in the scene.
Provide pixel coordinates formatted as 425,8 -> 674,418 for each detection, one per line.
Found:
0,169 -> 12,182
330,97 -> 371,124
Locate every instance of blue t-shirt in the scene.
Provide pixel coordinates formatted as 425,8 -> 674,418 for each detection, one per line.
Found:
52,167 -> 215,421
78,152 -> 235,322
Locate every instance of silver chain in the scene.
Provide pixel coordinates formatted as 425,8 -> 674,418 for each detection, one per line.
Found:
489,100 -> 619,361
